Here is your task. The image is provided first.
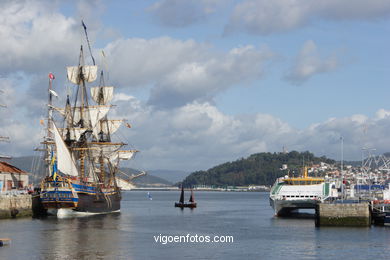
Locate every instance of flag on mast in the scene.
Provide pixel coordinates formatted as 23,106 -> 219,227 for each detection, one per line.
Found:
50,151 -> 58,181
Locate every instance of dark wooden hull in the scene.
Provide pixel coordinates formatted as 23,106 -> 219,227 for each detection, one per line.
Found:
32,190 -> 48,218
175,202 -> 197,208
74,191 -> 121,213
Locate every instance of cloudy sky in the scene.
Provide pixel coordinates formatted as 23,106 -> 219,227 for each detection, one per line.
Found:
0,0 -> 390,171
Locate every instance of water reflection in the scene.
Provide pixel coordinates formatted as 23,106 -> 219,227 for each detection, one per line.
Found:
38,213 -> 122,259
2,192 -> 390,260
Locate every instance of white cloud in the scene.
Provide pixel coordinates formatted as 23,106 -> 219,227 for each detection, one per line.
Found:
104,37 -> 274,108
104,94 -> 390,171
113,93 -> 136,102
284,40 -> 339,84
0,0 -> 81,74
225,0 -> 390,35
149,0 -> 225,27
104,93 -> 390,171
1,0 -> 389,173
375,109 -> 390,119
0,77 -> 44,156
3,76 -> 390,171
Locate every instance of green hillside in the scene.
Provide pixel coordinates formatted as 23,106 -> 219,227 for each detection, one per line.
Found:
182,151 -> 335,187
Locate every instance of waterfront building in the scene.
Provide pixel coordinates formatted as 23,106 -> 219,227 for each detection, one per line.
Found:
0,161 -> 29,192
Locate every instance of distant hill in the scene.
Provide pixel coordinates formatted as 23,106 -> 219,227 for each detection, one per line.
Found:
7,156 -> 44,184
119,167 -> 173,186
8,156 -> 41,173
147,169 -> 189,183
181,151 -> 335,187
6,156 -> 172,186
132,175 -> 173,186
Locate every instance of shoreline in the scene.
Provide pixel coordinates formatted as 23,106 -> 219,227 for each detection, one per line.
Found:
126,187 -> 270,192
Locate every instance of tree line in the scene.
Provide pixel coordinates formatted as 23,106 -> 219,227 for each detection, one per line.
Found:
181,151 -> 335,187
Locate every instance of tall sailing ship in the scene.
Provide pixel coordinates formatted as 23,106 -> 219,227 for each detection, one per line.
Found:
39,28 -> 137,217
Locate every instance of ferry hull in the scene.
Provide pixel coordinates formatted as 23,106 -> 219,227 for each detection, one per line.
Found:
270,197 -> 318,216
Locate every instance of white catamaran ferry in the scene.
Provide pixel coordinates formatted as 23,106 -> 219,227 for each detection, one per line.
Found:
269,167 -> 332,216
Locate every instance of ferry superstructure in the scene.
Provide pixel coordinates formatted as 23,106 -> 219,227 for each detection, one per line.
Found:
269,167 -> 332,216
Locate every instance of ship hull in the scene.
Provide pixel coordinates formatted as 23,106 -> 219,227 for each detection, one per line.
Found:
175,202 -> 197,208
46,191 -> 121,216
75,191 -> 121,213
270,197 -> 318,216
41,178 -> 121,216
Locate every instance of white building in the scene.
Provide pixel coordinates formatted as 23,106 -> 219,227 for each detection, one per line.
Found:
0,161 -> 29,191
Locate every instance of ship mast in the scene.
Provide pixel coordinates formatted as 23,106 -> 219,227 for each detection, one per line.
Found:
0,90 -> 10,159
79,46 -> 86,180
45,74 -> 55,175
49,21 -> 138,189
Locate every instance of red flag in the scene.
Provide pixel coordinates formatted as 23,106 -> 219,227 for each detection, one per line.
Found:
48,73 -> 55,80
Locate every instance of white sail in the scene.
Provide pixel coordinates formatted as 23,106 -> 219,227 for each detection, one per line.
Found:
90,86 -> 114,105
50,105 -> 65,116
89,106 -> 111,128
59,128 -> 87,141
67,65 -> 98,84
52,123 -> 79,176
93,119 -> 122,139
109,150 -> 137,164
119,150 -> 136,160
89,144 -> 123,160
71,106 -> 111,128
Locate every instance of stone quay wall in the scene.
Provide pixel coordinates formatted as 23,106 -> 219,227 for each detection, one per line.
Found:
0,194 -> 32,219
316,202 -> 370,227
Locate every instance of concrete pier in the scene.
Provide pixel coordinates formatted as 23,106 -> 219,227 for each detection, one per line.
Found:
315,202 -> 371,227
0,194 -> 32,219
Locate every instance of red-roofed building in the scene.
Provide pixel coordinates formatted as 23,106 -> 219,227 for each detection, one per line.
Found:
0,161 -> 29,191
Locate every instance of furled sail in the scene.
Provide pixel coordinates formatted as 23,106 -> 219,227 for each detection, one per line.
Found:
90,86 -> 114,105
52,123 -> 79,176
67,65 -> 98,84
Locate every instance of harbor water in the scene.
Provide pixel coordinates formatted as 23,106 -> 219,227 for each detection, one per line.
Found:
1,191 -> 390,259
